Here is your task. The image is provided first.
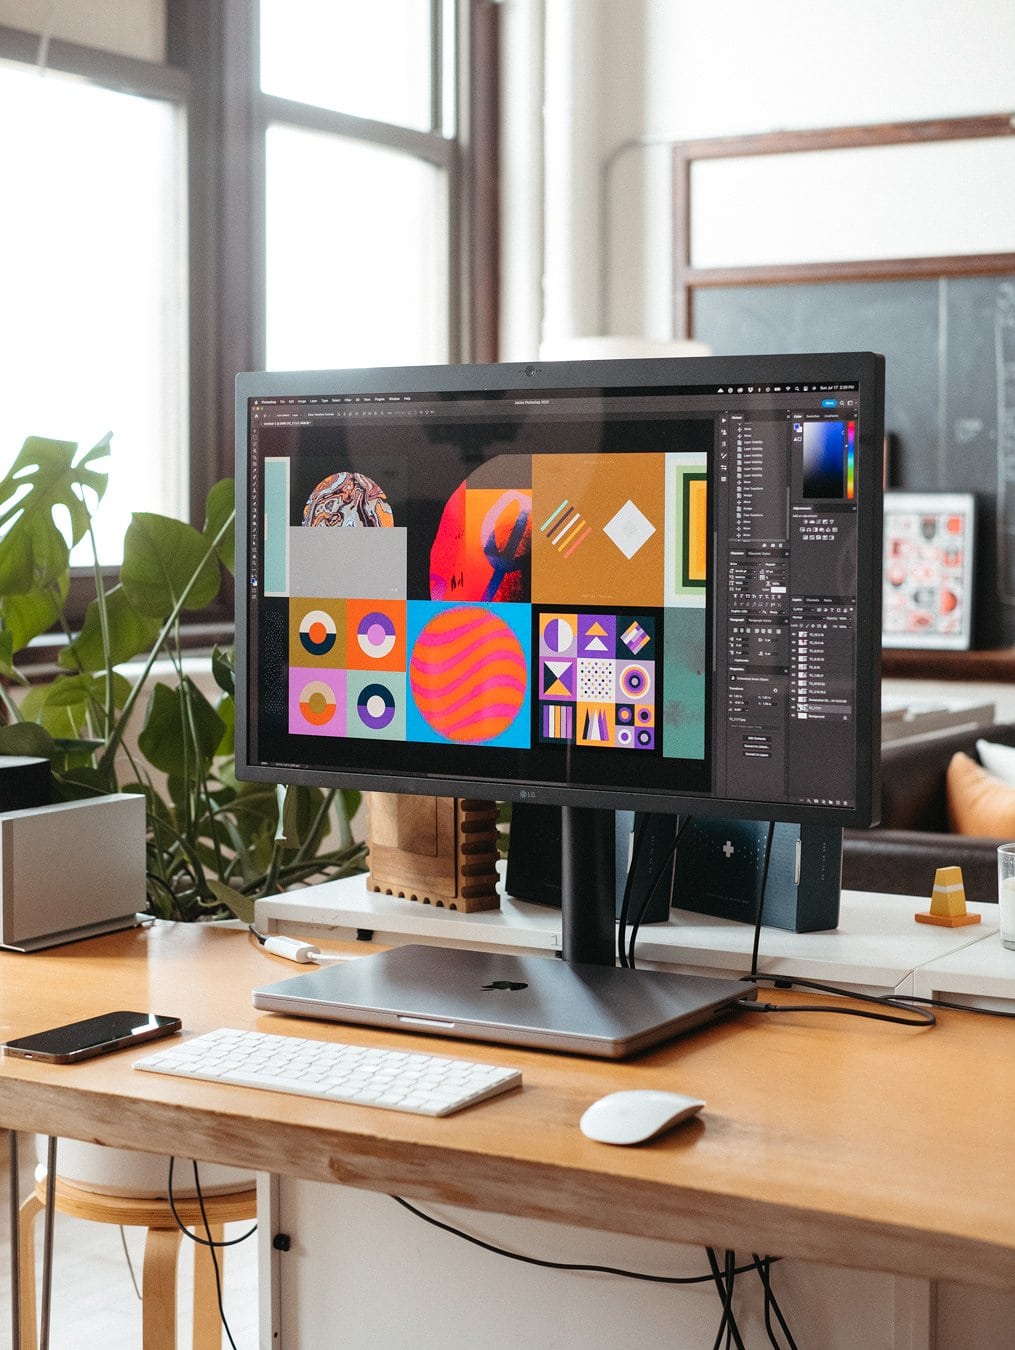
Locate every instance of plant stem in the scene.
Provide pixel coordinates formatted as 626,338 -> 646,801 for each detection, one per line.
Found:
95,511 -> 234,779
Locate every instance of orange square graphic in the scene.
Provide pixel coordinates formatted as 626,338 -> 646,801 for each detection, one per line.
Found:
429,481 -> 532,603
345,599 -> 406,671
290,599 -> 346,667
576,702 -> 616,747
532,454 -> 664,607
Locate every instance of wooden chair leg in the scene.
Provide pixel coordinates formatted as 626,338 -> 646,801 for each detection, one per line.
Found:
141,1225 -> 183,1350
17,1174 -> 253,1349
17,1189 -> 44,1350
192,1223 -> 226,1350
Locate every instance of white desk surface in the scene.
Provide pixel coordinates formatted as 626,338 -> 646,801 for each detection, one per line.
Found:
255,875 -> 1002,996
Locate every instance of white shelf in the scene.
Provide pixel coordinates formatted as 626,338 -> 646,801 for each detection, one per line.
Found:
255,873 -> 565,956
912,933 -> 1015,1011
255,876 -> 1000,997
637,892 -> 997,994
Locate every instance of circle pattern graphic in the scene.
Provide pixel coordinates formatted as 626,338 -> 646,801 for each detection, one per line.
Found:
297,679 -> 338,726
357,610 -> 397,659
298,609 -> 337,657
619,664 -> 649,700
303,471 -> 393,527
542,616 -> 575,654
356,682 -> 396,730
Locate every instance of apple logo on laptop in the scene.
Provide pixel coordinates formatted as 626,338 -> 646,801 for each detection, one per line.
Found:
482,979 -> 528,992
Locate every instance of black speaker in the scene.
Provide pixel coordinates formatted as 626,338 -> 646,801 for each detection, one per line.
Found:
671,818 -> 842,932
0,756 -> 51,813
505,803 -> 676,924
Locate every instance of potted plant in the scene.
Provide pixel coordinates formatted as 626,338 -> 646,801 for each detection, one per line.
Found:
0,433 -> 365,922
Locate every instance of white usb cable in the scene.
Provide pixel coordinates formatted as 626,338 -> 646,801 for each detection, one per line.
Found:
250,927 -> 350,965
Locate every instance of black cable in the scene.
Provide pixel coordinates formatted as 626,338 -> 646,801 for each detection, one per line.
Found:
165,1159 -> 258,1247
726,1248 -> 741,1350
616,812 -> 651,969
705,1246 -> 746,1350
740,997 -> 938,1026
189,1161 -> 236,1350
164,1157 -> 257,1350
395,1197 -> 801,1350
741,972 -> 937,1027
392,1195 -> 769,1286
889,993 -> 1015,1020
749,822 -> 776,979
619,815 -> 691,970
627,815 -> 693,970
752,1252 -> 799,1350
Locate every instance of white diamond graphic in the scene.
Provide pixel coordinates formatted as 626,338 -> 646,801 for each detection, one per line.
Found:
603,499 -> 655,559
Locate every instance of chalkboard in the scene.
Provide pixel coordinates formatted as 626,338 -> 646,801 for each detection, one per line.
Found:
693,275 -> 1015,647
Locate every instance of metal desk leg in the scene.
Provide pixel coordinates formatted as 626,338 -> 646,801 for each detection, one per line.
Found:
39,1136 -> 57,1350
9,1131 -> 20,1350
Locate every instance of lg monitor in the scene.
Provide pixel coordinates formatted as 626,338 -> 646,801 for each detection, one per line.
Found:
235,352 -> 884,970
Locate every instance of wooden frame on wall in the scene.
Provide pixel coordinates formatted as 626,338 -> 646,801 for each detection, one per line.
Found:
670,113 -> 1015,672
671,112 -> 1015,338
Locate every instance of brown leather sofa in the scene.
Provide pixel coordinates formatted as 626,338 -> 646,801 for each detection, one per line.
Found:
841,721 -> 1015,903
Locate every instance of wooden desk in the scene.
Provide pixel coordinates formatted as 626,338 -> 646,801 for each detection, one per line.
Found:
2,921 -> 1014,1298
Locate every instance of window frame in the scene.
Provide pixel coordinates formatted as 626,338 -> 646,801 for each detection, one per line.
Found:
0,0 -> 498,659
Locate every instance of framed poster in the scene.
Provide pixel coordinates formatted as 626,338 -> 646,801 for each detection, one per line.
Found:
882,491 -> 975,649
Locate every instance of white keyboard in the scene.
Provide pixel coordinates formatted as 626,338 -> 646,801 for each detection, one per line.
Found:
133,1027 -> 522,1117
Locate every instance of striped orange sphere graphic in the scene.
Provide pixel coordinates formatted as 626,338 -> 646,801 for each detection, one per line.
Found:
410,607 -> 526,743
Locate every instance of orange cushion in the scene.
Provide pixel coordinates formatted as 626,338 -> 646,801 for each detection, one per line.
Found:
946,752 -> 1015,837
976,737 -> 1015,785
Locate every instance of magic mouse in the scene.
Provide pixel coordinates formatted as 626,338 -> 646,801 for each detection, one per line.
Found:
579,1090 -> 705,1145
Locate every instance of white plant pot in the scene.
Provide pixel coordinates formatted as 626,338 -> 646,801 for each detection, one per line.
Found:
35,1135 -> 255,1198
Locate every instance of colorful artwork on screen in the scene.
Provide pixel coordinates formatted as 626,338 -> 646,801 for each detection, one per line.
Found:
273,449 -> 706,753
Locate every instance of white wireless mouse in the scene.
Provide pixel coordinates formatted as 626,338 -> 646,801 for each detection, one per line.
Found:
579,1089 -> 706,1146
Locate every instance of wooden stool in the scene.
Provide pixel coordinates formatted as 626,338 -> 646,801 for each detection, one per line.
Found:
18,1171 -> 257,1350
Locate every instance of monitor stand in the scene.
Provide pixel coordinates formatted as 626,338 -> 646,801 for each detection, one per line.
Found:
560,804 -> 617,965
253,802 -> 756,1059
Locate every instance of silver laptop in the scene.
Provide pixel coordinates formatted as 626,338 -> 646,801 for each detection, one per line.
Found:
252,944 -> 756,1059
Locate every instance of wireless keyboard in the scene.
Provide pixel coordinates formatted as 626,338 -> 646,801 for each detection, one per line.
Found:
133,1027 -> 522,1117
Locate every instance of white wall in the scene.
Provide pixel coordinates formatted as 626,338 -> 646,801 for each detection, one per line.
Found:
501,0 -> 1015,356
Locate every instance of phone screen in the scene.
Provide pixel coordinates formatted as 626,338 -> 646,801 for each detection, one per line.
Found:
3,1011 -> 182,1063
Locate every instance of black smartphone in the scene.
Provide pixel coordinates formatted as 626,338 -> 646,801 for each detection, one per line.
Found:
3,1011 -> 182,1064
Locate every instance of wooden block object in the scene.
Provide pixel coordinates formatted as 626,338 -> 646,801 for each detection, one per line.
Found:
366,794 -> 500,912
915,864 -> 982,927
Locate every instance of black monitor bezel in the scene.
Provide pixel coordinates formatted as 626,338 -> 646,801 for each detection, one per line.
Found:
235,352 -> 884,829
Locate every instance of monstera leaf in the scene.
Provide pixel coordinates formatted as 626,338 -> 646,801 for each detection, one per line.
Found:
0,448 -> 363,922
204,477 -> 236,573
120,512 -> 222,618
0,582 -> 64,666
0,434 -> 110,594
138,677 -> 226,778
59,584 -> 162,673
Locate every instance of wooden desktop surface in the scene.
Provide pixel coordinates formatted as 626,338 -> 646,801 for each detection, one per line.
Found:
1,922 -> 1013,1291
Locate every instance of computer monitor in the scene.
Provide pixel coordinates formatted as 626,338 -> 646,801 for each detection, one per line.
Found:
235,352 -> 884,966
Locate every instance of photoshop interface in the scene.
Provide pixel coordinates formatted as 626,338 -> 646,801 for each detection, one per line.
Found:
246,377 -> 862,811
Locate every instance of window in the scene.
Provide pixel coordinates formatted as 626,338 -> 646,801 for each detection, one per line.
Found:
258,0 -> 459,370
0,0 -> 488,585
0,40 -> 187,564
265,126 -> 450,370
259,0 -> 438,131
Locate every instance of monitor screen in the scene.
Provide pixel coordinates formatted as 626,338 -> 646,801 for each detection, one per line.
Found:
235,353 -> 884,845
